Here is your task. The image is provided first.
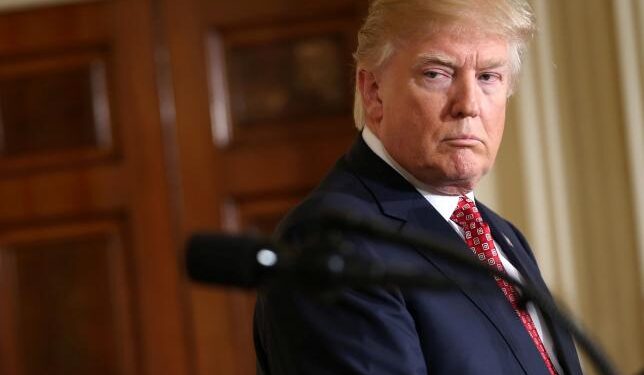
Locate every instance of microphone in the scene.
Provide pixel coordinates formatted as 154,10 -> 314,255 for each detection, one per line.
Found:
185,232 -> 460,290
186,234 -> 282,288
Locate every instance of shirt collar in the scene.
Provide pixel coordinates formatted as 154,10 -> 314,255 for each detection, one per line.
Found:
361,125 -> 475,222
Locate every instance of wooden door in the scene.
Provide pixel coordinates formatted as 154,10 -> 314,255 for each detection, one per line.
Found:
0,2 -> 192,375
156,0 -> 365,374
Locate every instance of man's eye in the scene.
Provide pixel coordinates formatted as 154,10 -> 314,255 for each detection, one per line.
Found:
424,70 -> 449,80
479,73 -> 500,82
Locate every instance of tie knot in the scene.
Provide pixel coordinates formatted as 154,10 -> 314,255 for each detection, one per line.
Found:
450,196 -> 482,227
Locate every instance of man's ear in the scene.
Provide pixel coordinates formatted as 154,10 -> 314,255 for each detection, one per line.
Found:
357,68 -> 383,126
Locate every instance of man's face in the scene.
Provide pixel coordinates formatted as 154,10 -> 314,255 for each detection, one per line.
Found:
360,30 -> 511,195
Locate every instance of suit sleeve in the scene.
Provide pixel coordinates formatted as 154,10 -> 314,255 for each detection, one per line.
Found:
254,233 -> 427,375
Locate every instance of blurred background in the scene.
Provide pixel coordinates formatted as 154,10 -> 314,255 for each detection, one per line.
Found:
0,0 -> 641,374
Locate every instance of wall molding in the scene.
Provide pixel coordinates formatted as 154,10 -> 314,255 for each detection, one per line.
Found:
0,0 -> 92,13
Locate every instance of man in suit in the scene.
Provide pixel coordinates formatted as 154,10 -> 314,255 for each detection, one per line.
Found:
254,0 -> 583,374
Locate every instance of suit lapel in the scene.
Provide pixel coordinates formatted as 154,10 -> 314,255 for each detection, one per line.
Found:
478,204 -> 546,294
402,207 -> 551,375
344,137 -> 553,374
479,204 -> 583,375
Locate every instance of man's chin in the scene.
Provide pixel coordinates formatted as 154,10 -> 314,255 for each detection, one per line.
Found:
444,159 -> 487,182
412,158 -> 488,193
421,171 -> 482,195
436,168 -> 487,193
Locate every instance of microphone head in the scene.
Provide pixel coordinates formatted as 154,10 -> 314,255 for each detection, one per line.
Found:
186,233 -> 274,288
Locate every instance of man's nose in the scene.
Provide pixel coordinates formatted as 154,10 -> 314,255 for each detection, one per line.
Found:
450,76 -> 480,119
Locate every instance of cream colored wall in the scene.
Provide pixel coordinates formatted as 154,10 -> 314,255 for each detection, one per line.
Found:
480,0 -> 644,373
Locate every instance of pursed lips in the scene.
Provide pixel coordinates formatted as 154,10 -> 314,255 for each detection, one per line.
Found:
442,135 -> 483,147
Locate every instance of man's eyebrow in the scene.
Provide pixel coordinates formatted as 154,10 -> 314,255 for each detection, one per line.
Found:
413,53 -> 509,71
413,53 -> 458,70
478,59 -> 508,70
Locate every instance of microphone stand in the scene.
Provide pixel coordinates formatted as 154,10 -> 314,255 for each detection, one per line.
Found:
302,211 -> 620,375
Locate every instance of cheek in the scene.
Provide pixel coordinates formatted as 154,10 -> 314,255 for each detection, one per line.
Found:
385,96 -> 425,136
489,126 -> 504,158
484,102 -> 507,148
383,89 -> 448,153
489,114 -> 505,139
404,105 -> 441,150
409,93 -> 444,132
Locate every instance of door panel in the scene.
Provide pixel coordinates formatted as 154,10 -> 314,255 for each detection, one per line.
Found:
0,1 -> 366,374
0,220 -> 135,375
0,2 -> 192,375
157,0 -> 364,374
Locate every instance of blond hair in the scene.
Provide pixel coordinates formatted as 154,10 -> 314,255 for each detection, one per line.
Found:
353,0 -> 536,129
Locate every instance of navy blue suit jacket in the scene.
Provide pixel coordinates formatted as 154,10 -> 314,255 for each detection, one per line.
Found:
254,137 -> 582,375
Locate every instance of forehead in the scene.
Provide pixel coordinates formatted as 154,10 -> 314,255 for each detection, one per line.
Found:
393,29 -> 510,69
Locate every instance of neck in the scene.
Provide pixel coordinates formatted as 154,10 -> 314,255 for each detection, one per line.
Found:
427,185 -> 473,196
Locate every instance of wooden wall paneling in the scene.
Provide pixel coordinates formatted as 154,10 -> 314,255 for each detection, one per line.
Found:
0,246 -> 20,375
0,61 -> 102,154
0,11 -> 130,373
215,192 -> 310,375
156,0 -> 364,374
110,0 -> 193,373
208,18 -> 356,146
208,9 -> 360,371
0,2 -> 110,57
221,137 -> 354,197
0,1 -> 194,374
153,0 -> 235,373
154,0 -> 224,232
203,0 -> 363,28
0,166 -> 127,226
0,12 -> 128,375
0,220 -> 136,375
222,193 -> 305,234
0,47 -> 117,171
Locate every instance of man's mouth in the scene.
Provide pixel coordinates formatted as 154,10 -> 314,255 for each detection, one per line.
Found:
443,135 -> 482,147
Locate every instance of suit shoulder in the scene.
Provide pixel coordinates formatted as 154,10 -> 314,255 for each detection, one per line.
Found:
275,167 -> 382,240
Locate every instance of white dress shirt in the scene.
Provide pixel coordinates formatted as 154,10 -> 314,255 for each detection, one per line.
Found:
361,126 -> 561,372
